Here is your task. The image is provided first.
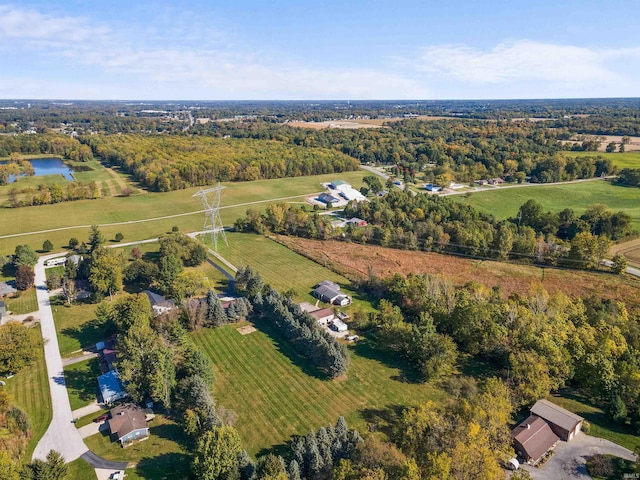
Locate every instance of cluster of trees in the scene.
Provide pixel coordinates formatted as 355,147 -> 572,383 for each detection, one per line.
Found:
83,135 -> 360,191
617,168 -> 640,187
0,389 -> 31,462
235,267 -> 349,379
236,192 -> 632,271
182,290 -> 252,331
11,244 -> 38,290
0,134 -> 87,159
0,322 -> 41,375
0,449 -> 68,480
6,181 -> 102,208
361,273 -> 640,430
0,157 -> 34,185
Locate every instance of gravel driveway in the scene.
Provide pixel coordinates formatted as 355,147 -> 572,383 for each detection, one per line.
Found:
522,433 -> 636,480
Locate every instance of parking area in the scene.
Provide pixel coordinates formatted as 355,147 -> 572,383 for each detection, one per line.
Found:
521,433 -> 636,480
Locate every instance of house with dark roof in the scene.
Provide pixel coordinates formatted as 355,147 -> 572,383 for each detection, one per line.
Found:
142,290 -> 176,316
313,284 -> 350,306
531,399 -> 584,441
108,404 -> 149,447
511,415 -> 559,464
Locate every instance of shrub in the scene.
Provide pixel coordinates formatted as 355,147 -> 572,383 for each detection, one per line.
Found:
42,239 -> 53,252
15,265 -> 35,290
115,233 -> 124,242
68,237 -> 79,249
581,420 -> 591,434
172,226 -> 179,232
587,454 -> 614,478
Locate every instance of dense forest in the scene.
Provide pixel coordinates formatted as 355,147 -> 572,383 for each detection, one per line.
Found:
235,191 -> 633,270
83,135 -> 360,191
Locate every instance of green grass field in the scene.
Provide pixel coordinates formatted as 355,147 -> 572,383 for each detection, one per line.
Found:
66,458 -> 97,479
192,323 -> 446,456
51,301 -> 102,357
549,391 -> 640,452
566,151 -> 640,169
2,328 -> 52,462
84,414 -> 192,480
64,357 -> 100,410
213,232 -> 361,304
456,180 -> 640,230
0,170 -> 366,255
5,288 -> 38,314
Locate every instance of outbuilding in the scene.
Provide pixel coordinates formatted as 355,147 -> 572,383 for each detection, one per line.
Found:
530,399 -> 584,441
98,370 -> 128,404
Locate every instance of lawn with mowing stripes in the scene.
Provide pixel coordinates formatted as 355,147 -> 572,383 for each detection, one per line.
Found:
64,357 -> 100,410
0,170 -> 367,255
2,328 -> 52,462
455,180 -> 640,230
192,323 -> 446,455
5,288 -> 38,315
566,151 -> 640,169
213,232 -> 356,303
52,301 -> 103,357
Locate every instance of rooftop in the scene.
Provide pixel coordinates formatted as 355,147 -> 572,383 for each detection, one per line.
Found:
108,404 -> 148,439
512,414 -> 559,462
531,399 -> 583,432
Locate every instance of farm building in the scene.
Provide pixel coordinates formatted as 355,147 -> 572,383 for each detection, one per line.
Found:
339,187 -> 366,202
530,399 -> 584,441
317,193 -> 341,205
330,319 -> 349,332
142,290 -> 175,316
98,370 -> 128,404
330,180 -> 350,190
313,283 -> 350,306
108,404 -> 150,447
511,415 -> 559,464
346,218 -> 367,227
308,308 -> 335,326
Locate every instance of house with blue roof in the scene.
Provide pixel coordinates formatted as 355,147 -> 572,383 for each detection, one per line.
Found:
98,370 -> 128,404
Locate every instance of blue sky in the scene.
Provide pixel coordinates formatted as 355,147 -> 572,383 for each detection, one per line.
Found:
1,0 -> 639,100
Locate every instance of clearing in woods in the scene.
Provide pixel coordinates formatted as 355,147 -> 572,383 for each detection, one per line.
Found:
275,236 -> 640,309
192,322 -> 446,455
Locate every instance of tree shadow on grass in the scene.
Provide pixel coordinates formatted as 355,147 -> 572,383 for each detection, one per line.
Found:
252,317 -> 327,381
64,358 -> 101,405
350,340 -> 422,384
60,318 -> 111,351
131,452 -> 192,480
359,404 -> 406,438
148,421 -> 193,453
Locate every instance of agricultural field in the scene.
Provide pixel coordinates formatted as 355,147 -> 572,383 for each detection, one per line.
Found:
455,180 -> 640,230
84,414 -> 191,480
1,330 -> 52,462
192,323 -> 446,455
566,151 -> 640,169
611,237 -> 640,268
276,236 -> 640,309
0,170 -> 367,255
213,232 -> 362,305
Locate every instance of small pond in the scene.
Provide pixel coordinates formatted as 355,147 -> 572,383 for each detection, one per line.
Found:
0,157 -> 75,182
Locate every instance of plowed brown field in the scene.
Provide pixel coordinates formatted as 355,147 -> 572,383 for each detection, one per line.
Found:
276,236 -> 640,309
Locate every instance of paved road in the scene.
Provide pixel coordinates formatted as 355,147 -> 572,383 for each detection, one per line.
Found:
600,259 -> 640,278
32,254 -> 90,462
523,433 -> 636,480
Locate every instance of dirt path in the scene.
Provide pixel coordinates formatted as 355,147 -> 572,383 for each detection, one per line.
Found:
103,179 -> 117,197
105,166 -> 131,193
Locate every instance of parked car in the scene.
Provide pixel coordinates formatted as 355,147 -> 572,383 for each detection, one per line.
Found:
346,335 -> 359,342
94,413 -> 109,423
110,472 -> 121,480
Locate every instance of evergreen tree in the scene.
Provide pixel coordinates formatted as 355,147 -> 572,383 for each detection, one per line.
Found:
287,460 -> 301,480
304,431 -> 324,477
206,290 -> 228,327
238,450 -> 255,480
88,224 -> 105,252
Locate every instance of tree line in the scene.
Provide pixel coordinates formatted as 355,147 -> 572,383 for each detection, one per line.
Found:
235,266 -> 350,379
235,191 -> 633,271
82,135 -> 360,191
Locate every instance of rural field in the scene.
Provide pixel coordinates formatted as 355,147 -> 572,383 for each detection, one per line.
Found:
0,170 -> 366,254
192,322 -> 446,456
455,179 -> 640,230
611,237 -> 640,268
276,236 -> 640,309
567,150 -> 640,169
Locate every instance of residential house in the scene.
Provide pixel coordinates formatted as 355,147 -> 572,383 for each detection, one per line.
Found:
313,283 -> 351,306
511,415 -> 560,464
530,399 -> 584,441
308,308 -> 335,326
142,290 -> 175,316
0,282 -> 17,297
108,404 -> 150,447
488,177 -> 504,185
345,218 -> 367,227
98,370 -> 128,404
330,219 -> 346,229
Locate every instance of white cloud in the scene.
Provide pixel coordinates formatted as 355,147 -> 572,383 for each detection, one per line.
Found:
0,5 -> 428,99
416,40 -> 640,85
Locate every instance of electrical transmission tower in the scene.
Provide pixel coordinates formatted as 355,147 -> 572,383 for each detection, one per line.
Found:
193,183 -> 228,250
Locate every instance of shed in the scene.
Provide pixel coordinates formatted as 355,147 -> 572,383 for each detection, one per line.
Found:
511,415 -> 559,464
98,370 -> 128,404
108,404 -> 149,447
330,319 -> 349,332
530,399 -> 584,441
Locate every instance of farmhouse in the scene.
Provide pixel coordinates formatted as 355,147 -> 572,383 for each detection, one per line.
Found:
142,290 -> 175,316
313,281 -> 351,306
531,399 -> 584,441
308,308 -> 335,326
511,415 -> 559,464
108,404 -> 150,447
98,370 -> 128,404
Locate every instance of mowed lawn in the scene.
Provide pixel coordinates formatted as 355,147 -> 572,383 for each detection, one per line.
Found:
0,170 -> 367,254
2,328 -> 52,462
64,357 -> 100,410
567,151 -> 640,169
456,180 -> 640,230
5,288 -> 38,315
192,324 -> 445,456
51,301 -> 103,357
214,232 -> 355,302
